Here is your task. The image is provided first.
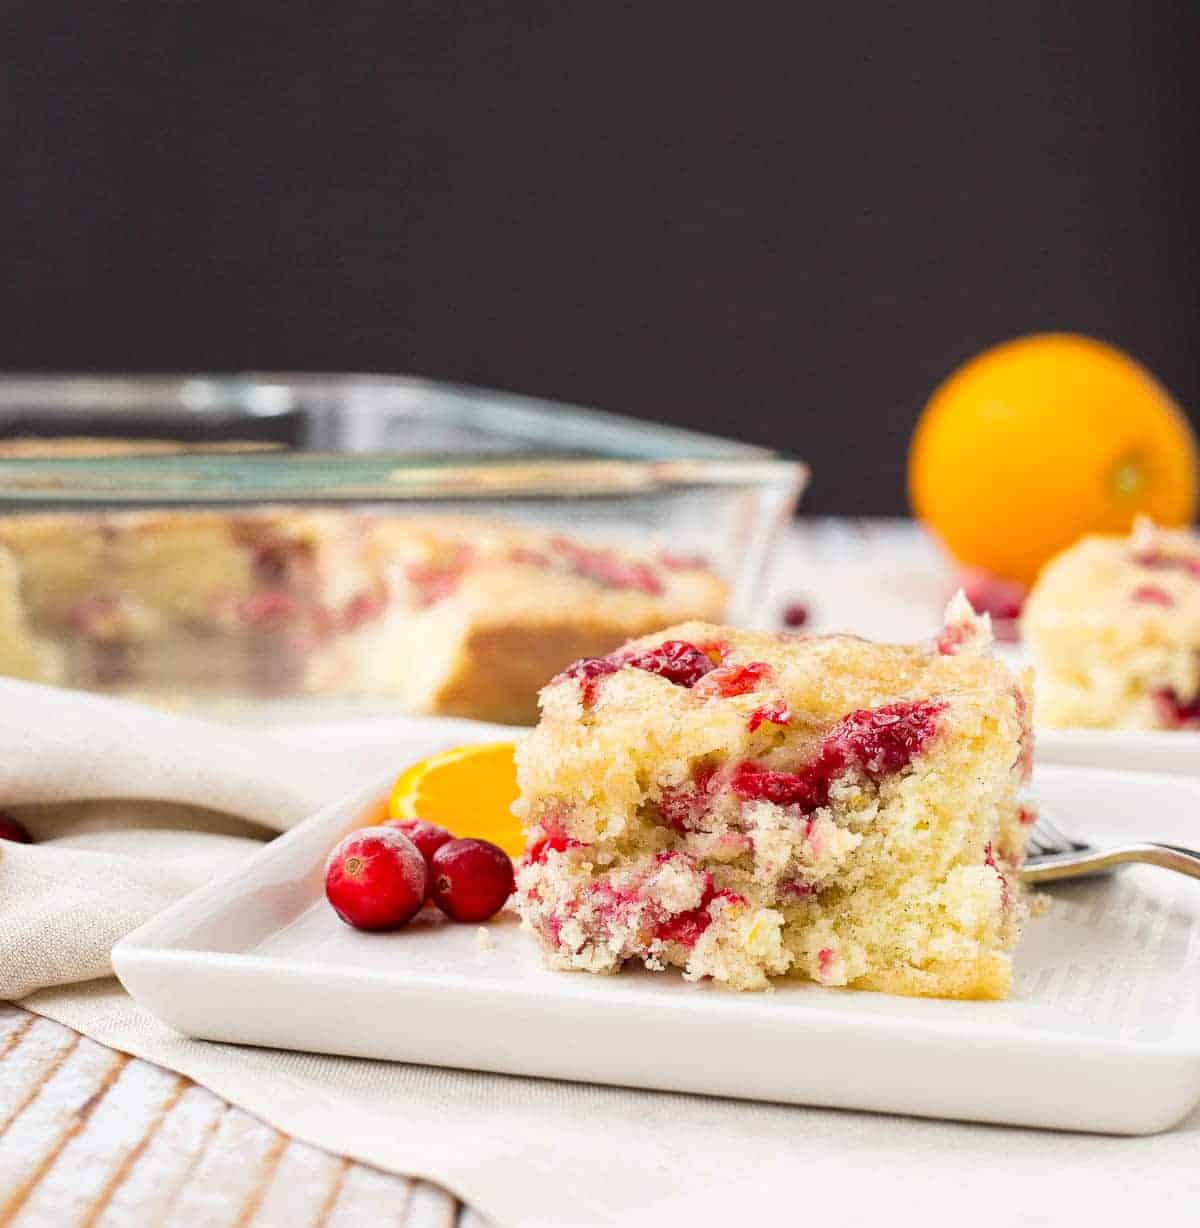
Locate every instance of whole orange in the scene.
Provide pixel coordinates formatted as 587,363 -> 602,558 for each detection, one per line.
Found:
908,333 -> 1198,586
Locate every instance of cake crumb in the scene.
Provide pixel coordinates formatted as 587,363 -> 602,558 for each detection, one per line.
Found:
476,926 -> 495,952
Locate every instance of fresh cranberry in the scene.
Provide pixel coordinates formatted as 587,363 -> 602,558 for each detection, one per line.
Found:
624,640 -> 715,688
0,812 -> 31,843
386,818 -> 453,863
325,827 -> 427,931
747,702 -> 791,732
556,656 -> 620,705
430,838 -> 515,923
782,600 -> 810,628
693,661 -> 773,698
958,570 -> 1026,622
1017,805 -> 1036,826
1132,584 -> 1174,607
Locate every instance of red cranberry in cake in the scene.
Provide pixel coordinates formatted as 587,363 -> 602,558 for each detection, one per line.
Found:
1153,688 -> 1200,729
1132,584 -> 1174,607
694,661 -> 772,698
623,640 -> 715,688
325,827 -> 427,931
556,657 -> 621,706
0,502 -> 727,725
516,607 -> 1029,998
747,702 -> 790,732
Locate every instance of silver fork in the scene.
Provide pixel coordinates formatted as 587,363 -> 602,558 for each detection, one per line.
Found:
1022,810 -> 1200,884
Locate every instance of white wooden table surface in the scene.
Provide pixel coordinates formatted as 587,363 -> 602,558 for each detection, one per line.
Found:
0,1008 -> 492,1227
0,521 -> 948,1228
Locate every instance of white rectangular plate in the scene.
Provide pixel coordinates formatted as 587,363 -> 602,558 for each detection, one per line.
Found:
1037,728 -> 1200,777
114,764 -> 1200,1136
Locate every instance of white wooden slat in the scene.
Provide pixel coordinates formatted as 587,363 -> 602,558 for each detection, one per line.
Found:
401,1181 -> 459,1228
0,1037 -> 126,1221
159,1105 -> 284,1228
2,1012 -> 477,1227
91,1083 -> 226,1228
0,1003 -> 36,1058
10,1059 -> 182,1228
457,1207 -> 500,1228
0,1017 -> 80,1135
323,1163 -> 414,1226
247,1137 -> 346,1228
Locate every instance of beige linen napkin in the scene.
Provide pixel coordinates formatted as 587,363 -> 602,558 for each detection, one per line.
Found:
3,679 -> 1197,1227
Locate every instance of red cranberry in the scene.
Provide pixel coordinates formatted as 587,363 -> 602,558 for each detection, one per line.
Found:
624,640 -> 715,688
523,831 -> 581,864
1154,687 -> 1200,728
656,905 -> 712,948
385,818 -> 455,899
386,818 -> 454,864
747,702 -> 791,732
984,841 -> 1011,910
556,656 -> 620,705
782,600 -> 810,628
958,570 -> 1026,622
0,812 -> 31,843
239,590 -> 297,627
1132,584 -> 1174,607
732,700 -> 944,812
550,539 -> 665,594
325,827 -> 427,931
1133,550 -> 1200,578
430,838 -> 515,922
658,551 -> 709,571
729,761 -> 822,809
693,661 -> 773,698
656,763 -> 719,832
821,700 -> 945,778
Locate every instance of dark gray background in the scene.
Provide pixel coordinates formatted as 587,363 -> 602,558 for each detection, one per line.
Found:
3,3 -> 1197,512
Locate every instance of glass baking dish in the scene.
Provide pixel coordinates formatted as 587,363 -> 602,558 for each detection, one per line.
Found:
0,374 -> 805,723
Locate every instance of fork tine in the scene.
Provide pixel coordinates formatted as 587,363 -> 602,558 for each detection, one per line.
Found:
1029,809 -> 1090,854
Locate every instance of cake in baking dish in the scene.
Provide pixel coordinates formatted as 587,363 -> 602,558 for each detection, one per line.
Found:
0,508 -> 724,723
1024,520 -> 1200,730
514,595 -> 1031,998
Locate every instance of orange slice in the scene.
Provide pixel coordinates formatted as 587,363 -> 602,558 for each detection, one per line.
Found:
387,742 -> 523,857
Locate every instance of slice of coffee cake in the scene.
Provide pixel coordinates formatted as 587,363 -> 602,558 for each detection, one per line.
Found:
514,599 -> 1031,997
1025,520 -> 1200,730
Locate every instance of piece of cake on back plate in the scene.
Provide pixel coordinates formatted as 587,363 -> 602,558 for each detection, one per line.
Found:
1024,519 -> 1200,730
514,593 -> 1032,998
